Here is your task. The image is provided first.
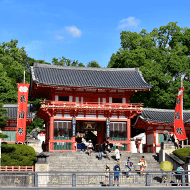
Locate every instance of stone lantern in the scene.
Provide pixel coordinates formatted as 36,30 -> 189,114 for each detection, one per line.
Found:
35,153 -> 49,187
35,153 -> 49,163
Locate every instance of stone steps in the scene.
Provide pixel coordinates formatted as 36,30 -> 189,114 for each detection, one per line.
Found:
46,151 -> 161,174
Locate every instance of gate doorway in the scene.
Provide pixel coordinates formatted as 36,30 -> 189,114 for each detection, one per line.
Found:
76,121 -> 102,151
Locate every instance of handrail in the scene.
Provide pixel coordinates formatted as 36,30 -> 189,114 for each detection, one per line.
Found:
41,100 -> 143,110
0,166 -> 34,172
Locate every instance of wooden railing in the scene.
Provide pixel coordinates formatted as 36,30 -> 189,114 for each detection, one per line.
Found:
41,100 -> 143,111
0,166 -> 34,172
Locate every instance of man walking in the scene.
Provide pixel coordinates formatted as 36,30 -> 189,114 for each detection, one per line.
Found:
98,143 -> 103,160
126,157 -> 133,177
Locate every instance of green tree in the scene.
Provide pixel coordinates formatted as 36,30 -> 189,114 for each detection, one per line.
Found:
0,103 -> 9,129
108,22 -> 190,109
87,60 -> 101,68
0,63 -> 16,103
52,56 -> 85,67
26,116 -> 44,133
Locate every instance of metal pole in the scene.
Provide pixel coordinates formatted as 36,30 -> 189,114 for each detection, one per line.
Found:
72,173 -> 76,187
109,172 -> 113,186
146,172 -> 150,186
182,171 -> 185,186
34,172 -> 38,187
24,71 -> 25,84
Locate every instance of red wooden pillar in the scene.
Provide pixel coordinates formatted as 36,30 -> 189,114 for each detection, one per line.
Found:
72,117 -> 76,151
97,122 -> 104,144
72,136 -> 76,151
153,130 -> 156,153
146,131 -> 148,153
49,116 -> 54,151
127,118 -> 131,152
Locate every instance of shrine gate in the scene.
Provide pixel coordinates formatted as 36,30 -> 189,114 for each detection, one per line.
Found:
30,63 -> 151,152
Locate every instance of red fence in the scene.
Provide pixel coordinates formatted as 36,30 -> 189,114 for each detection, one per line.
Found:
0,166 -> 34,172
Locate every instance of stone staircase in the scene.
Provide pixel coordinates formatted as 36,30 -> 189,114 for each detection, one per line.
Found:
46,151 -> 161,172
43,151 -> 181,187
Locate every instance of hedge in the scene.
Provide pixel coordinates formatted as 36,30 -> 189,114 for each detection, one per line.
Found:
172,147 -> 190,162
1,144 -> 37,166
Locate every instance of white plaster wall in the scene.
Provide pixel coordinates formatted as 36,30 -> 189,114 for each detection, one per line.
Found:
54,114 -> 62,117
64,114 -> 72,118
98,115 -> 105,119
38,135 -> 45,145
76,115 -> 84,118
86,115 -> 96,118
69,96 -> 73,102
156,133 -> 159,144
131,133 -> 146,153
156,146 -> 161,153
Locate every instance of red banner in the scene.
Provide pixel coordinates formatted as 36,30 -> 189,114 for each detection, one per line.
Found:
16,84 -> 29,143
174,87 -> 187,141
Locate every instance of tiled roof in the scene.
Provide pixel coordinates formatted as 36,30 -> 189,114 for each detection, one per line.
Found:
138,108 -> 190,124
3,104 -> 35,120
30,63 -> 151,89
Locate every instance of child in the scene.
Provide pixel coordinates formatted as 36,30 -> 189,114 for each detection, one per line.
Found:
105,165 -> 110,186
87,140 -> 93,156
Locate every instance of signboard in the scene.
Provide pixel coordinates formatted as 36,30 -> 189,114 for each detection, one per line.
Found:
16,84 -> 29,143
106,118 -> 110,137
72,117 -> 76,137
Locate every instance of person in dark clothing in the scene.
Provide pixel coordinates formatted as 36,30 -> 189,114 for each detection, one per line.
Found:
98,143 -> 104,160
105,138 -> 111,160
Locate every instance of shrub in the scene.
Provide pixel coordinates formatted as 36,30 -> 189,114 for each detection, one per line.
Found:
1,144 -> 37,166
172,147 -> 190,162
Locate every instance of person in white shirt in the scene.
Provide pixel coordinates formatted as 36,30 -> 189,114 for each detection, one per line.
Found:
115,146 -> 120,162
87,140 -> 94,156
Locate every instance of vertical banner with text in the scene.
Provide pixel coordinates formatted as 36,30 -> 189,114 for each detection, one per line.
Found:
16,83 -> 29,143
72,117 -> 76,137
106,118 -> 110,138
174,87 -> 187,141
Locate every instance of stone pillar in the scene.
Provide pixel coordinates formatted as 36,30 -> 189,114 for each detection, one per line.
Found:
35,153 -> 49,187
127,118 -> 131,152
159,142 -> 175,163
106,118 -> 110,138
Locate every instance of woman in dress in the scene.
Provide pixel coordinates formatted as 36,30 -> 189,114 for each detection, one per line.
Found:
139,156 -> 147,175
115,146 -> 120,162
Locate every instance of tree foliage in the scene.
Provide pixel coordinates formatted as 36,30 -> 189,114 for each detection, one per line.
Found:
0,103 -> 9,130
52,56 -> 85,67
26,116 -> 44,133
87,60 -> 101,68
1,144 -> 37,166
108,22 -> 190,109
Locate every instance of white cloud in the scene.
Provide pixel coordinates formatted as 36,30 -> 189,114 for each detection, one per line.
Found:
65,25 -> 82,37
55,35 -> 64,40
118,17 -> 140,29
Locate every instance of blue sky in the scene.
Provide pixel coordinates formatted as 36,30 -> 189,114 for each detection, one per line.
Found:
0,0 -> 190,68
